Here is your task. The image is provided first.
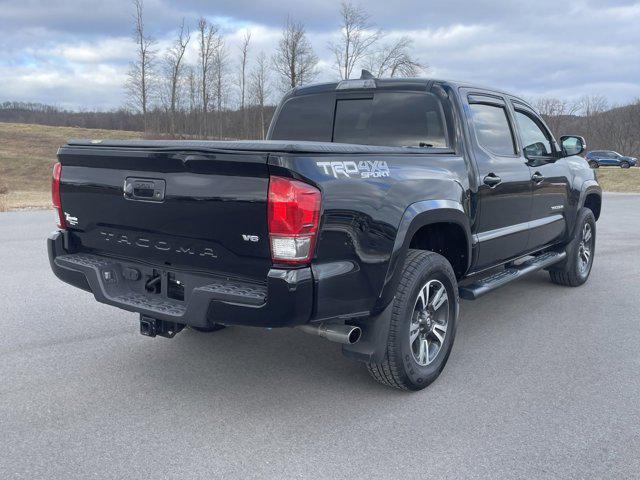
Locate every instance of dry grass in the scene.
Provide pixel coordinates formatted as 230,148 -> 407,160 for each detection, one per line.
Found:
0,122 -> 141,210
0,178 -> 7,212
594,166 -> 640,193
4,190 -> 51,209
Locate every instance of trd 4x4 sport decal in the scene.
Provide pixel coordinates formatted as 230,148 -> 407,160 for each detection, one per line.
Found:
316,160 -> 390,179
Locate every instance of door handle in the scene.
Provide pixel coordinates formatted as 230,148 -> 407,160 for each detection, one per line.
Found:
531,172 -> 545,183
483,173 -> 502,187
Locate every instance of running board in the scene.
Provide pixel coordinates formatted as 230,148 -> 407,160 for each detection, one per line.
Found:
459,251 -> 566,300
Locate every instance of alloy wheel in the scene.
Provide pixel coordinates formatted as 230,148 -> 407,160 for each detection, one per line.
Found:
409,279 -> 449,366
577,223 -> 593,275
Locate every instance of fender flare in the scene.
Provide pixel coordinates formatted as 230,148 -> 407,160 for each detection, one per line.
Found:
579,180 -> 602,215
375,199 -> 472,311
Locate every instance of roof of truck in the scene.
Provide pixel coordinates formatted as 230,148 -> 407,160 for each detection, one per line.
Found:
288,76 -> 528,105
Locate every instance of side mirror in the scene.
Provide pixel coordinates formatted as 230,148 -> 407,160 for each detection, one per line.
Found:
560,135 -> 586,157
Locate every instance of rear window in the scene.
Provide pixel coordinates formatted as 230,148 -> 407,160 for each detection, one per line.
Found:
271,91 -> 449,148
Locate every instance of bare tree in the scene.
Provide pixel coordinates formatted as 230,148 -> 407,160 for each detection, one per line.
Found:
328,1 -> 382,79
183,66 -> 201,135
575,94 -> 609,146
250,51 -> 271,139
238,31 -> 251,137
126,0 -> 156,132
213,40 -> 230,139
162,20 -> 190,136
197,18 -> 222,137
366,36 -> 424,78
273,17 -> 318,91
534,97 -> 579,137
608,99 -> 640,155
575,94 -> 608,117
187,66 -> 198,115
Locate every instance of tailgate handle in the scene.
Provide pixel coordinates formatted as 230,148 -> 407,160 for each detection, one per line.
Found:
124,178 -> 166,202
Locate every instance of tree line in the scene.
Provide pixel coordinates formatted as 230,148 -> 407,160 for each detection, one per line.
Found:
125,0 -> 424,139
2,96 -> 637,160
535,96 -> 640,160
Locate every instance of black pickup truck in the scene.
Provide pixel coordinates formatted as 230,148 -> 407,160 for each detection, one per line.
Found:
49,74 -> 602,391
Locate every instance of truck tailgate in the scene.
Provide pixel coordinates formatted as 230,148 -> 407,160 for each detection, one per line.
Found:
57,146 -> 272,281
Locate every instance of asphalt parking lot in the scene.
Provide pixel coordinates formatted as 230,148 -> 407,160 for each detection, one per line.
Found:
1,194 -> 639,480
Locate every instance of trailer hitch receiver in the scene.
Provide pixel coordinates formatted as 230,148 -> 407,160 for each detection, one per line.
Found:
139,315 -> 185,338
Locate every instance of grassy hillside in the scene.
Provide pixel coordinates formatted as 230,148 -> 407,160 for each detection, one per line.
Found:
0,122 -> 141,210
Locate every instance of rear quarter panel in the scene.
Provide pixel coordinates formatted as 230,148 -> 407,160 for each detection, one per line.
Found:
270,152 -> 470,321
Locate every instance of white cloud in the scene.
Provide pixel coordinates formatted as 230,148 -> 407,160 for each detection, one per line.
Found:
0,63 -> 127,110
0,0 -> 638,109
47,37 -> 135,63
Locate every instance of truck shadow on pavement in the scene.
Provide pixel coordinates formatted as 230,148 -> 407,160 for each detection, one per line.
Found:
96,268 -> 604,404
100,272 -> 552,399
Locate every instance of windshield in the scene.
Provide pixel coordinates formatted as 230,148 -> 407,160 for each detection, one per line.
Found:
270,91 -> 449,148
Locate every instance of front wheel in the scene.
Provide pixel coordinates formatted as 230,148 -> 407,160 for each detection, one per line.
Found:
621,161 -> 630,169
549,208 -> 596,287
367,250 -> 458,391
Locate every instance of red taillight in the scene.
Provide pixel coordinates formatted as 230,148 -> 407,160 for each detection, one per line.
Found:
267,175 -> 321,264
52,162 -> 66,229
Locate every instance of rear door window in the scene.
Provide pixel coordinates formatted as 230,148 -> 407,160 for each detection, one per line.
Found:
469,103 -> 516,156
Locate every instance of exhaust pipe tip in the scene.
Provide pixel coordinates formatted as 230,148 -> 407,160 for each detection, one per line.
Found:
297,323 -> 362,345
345,326 -> 362,344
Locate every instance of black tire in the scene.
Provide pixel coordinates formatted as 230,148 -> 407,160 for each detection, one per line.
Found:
190,324 -> 226,333
367,250 -> 458,391
549,208 -> 596,287
621,161 -> 630,169
588,161 -> 599,169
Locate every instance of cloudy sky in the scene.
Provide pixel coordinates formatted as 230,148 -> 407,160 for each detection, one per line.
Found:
1,0 -> 639,110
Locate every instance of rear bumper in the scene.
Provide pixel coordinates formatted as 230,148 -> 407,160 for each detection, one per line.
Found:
48,231 -> 313,328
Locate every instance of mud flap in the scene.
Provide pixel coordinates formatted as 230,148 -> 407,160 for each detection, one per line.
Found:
341,301 -> 393,363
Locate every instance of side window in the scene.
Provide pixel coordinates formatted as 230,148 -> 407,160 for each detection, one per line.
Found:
469,103 -> 516,156
514,110 -> 553,157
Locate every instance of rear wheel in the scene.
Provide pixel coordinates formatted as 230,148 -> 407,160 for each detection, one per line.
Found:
588,161 -> 599,169
621,161 -> 630,169
366,250 -> 458,391
549,208 -> 596,287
